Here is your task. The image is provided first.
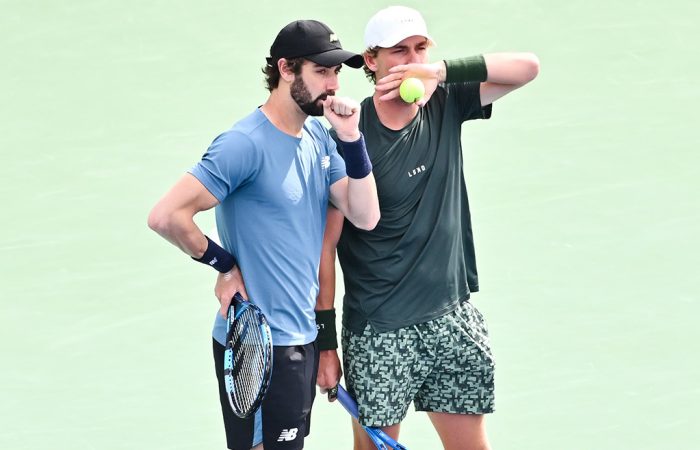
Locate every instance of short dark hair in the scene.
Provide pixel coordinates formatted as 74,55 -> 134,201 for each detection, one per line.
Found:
262,57 -> 305,92
362,48 -> 379,83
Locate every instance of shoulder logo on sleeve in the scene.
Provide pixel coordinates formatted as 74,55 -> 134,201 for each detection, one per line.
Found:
321,155 -> 331,169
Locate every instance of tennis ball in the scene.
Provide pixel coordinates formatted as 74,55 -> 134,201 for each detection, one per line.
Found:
399,77 -> 425,103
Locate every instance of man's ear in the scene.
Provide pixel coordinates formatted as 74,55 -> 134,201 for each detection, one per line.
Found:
363,51 -> 377,72
278,58 -> 297,83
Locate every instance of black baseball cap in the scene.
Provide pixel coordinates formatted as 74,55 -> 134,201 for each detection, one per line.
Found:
268,20 -> 364,68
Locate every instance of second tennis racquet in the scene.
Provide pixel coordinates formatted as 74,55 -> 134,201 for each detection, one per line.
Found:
334,384 -> 408,450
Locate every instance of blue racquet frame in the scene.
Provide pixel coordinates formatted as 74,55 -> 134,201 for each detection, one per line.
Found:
335,384 -> 408,450
223,293 -> 273,418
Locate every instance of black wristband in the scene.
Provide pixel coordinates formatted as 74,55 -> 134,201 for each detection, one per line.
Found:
444,55 -> 488,83
339,134 -> 372,179
315,309 -> 338,351
191,236 -> 237,273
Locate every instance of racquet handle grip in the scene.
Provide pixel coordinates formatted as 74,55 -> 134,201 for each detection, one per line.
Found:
336,385 -> 360,418
334,384 -> 409,450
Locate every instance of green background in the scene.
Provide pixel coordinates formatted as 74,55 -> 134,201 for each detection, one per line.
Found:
1,0 -> 698,448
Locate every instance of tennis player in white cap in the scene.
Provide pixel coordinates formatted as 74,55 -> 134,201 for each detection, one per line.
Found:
316,6 -> 540,449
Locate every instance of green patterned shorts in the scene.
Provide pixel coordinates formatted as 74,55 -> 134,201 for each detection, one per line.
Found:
341,301 -> 495,427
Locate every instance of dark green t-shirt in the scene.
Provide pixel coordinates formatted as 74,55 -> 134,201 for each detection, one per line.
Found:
336,82 -> 491,333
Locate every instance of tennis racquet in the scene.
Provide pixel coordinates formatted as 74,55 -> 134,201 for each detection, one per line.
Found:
334,384 -> 409,450
224,293 -> 273,418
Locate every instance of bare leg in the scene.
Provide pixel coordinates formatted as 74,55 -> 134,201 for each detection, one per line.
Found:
351,418 -> 401,450
428,412 -> 490,450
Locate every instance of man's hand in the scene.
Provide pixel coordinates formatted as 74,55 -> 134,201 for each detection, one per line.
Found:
215,265 -> 249,318
375,61 -> 445,107
317,349 -> 342,401
323,96 -> 361,142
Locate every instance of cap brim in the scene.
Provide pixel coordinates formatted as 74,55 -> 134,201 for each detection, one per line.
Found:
306,49 -> 364,69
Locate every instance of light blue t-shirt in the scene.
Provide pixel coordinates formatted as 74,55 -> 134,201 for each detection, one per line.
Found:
189,108 -> 347,346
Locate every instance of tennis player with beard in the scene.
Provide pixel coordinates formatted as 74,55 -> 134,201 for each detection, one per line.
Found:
148,19 -> 379,450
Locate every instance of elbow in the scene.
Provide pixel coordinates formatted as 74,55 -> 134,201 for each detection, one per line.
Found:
147,207 -> 171,236
353,210 -> 380,231
522,53 -> 540,82
368,210 -> 381,230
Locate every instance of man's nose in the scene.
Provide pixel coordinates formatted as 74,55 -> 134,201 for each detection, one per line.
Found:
327,72 -> 340,91
406,49 -> 422,64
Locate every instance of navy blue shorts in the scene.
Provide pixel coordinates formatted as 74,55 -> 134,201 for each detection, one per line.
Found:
213,339 -> 319,450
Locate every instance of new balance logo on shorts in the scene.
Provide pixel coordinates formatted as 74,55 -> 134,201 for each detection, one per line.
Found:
277,428 -> 298,442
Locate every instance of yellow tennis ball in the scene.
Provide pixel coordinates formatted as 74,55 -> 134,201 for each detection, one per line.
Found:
399,77 -> 425,103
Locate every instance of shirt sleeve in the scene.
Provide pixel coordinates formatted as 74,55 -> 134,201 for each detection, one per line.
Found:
448,81 -> 493,122
188,129 -> 261,202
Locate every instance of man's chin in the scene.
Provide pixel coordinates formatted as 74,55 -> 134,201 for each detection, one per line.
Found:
301,102 -> 324,117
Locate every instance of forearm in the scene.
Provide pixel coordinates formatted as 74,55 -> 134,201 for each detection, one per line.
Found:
332,135 -> 380,230
316,251 -> 337,311
345,174 -> 380,230
331,177 -> 380,230
482,52 -> 540,86
443,53 -> 539,105
149,208 -> 208,258
155,216 -> 237,274
443,53 -> 539,86
315,207 -> 343,355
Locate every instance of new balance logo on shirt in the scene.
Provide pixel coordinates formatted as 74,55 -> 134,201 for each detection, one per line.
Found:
277,428 -> 299,442
208,257 -> 218,266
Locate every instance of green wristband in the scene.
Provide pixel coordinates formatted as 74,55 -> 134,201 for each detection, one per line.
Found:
444,55 -> 488,83
315,309 -> 337,351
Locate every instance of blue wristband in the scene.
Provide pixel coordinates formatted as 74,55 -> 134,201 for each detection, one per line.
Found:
192,236 -> 237,273
339,134 -> 372,179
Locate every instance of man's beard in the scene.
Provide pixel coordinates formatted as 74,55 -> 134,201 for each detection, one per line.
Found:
291,76 -> 333,116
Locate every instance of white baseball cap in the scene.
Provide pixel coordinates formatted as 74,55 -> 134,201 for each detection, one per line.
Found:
364,6 -> 435,49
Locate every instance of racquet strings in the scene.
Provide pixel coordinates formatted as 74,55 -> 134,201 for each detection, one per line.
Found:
228,307 -> 269,414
